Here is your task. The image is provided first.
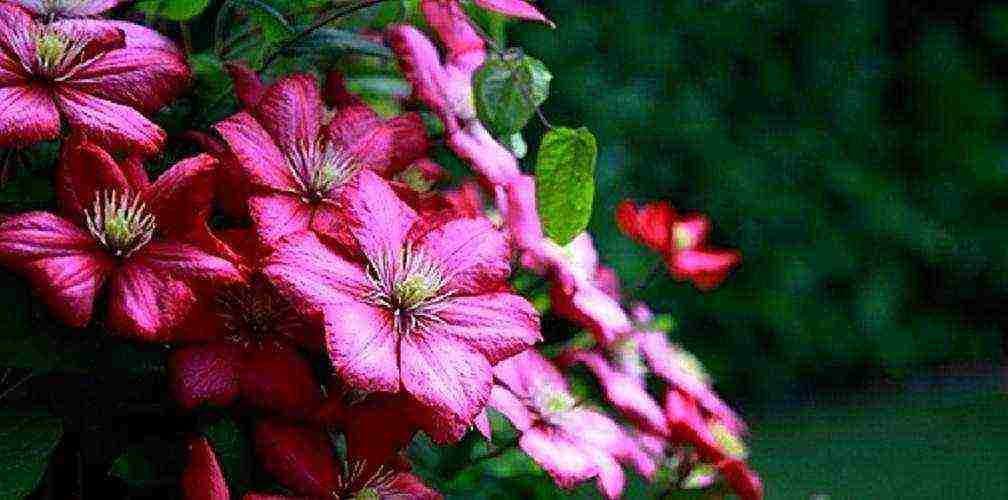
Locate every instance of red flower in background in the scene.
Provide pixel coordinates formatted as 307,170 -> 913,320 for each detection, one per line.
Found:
0,4 -> 189,154
213,72 -> 429,248
263,172 -> 541,443
167,232 -> 324,418
616,200 -> 740,289
0,136 -> 241,339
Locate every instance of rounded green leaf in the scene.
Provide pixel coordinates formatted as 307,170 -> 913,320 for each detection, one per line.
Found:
535,127 -> 597,245
474,51 -> 552,137
0,414 -> 62,498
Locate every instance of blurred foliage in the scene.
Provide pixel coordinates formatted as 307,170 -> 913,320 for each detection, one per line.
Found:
513,0 -> 1008,409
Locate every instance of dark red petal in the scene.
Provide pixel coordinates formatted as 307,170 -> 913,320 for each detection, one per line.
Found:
106,261 -> 196,341
251,74 -> 323,155
0,212 -> 112,327
253,418 -> 340,497
326,103 -> 382,150
143,154 -> 217,238
344,394 -> 419,476
240,341 -> 322,418
615,200 -> 675,252
55,136 -> 133,224
181,436 -> 230,500
214,112 -> 298,192
226,61 -> 266,108
718,458 -> 764,500
0,84 -> 61,149
169,343 -> 242,411
384,472 -> 442,500
54,86 -> 165,156
0,4 -> 36,65
322,70 -> 365,108
248,194 -> 313,247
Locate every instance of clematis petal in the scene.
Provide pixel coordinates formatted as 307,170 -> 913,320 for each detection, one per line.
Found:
0,85 -> 61,148
144,154 -> 218,238
493,349 -> 568,400
435,294 -> 541,364
241,341 -> 322,418
386,472 -> 442,500
473,0 -> 553,25
718,458 -> 764,500
519,427 -> 598,489
253,418 -> 341,498
0,212 -> 113,327
55,136 -> 132,223
0,4 -> 36,65
66,46 -> 190,115
670,214 -> 710,251
134,241 -> 243,287
181,437 -> 230,500
615,200 -> 674,252
666,249 -> 741,290
488,385 -> 533,432
400,328 -> 492,442
474,409 -> 492,439
340,170 -> 418,260
106,261 -> 196,341
262,231 -> 372,312
226,61 -> 265,108
571,352 -> 669,437
325,302 -> 401,394
248,194 -> 313,247
168,342 -> 242,410
592,453 -> 625,500
386,26 -> 449,119
415,217 -> 510,296
54,86 -> 165,156
251,74 -> 323,156
344,394 -> 419,475
214,112 -> 298,192
560,408 -> 625,452
52,19 -> 181,52
325,103 -> 382,150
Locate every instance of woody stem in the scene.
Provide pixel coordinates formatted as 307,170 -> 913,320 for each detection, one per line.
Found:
260,0 -> 391,71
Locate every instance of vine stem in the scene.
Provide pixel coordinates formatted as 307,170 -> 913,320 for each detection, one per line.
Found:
260,0 -> 391,71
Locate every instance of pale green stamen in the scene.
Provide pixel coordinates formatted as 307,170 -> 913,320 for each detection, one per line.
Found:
673,226 -> 695,250
84,191 -> 156,258
368,247 -> 451,333
287,140 -> 359,200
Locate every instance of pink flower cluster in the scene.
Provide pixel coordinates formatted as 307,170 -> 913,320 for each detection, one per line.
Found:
0,0 -> 760,498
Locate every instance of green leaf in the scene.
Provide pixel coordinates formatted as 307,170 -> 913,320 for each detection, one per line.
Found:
0,414 -> 62,498
535,127 -> 597,245
503,132 -> 527,159
204,419 -> 251,495
474,51 -> 552,137
290,27 -> 393,59
188,52 -> 237,125
136,0 -> 211,21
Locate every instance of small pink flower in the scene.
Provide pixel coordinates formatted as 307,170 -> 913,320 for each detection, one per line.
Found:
616,200 -> 740,290
563,350 -> 669,438
0,4 -> 189,154
213,73 -> 429,248
263,171 -> 541,443
489,350 -> 644,499
0,136 -> 242,339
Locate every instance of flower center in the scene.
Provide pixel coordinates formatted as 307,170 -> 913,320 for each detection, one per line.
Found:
673,225 -> 695,250
84,191 -> 156,258
531,384 -> 576,425
352,489 -> 380,500
368,247 -> 451,333
216,283 -> 287,338
32,27 -> 88,79
287,140 -> 358,201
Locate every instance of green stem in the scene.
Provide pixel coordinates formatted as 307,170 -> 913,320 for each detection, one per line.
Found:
260,0 -> 391,71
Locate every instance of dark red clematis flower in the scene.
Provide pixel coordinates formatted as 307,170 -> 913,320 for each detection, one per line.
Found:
616,200 -> 740,290
263,171 -> 541,444
487,349 -> 644,499
249,417 -> 442,500
213,72 -> 429,248
167,235 -> 324,418
0,4 -> 189,154
0,136 -> 241,339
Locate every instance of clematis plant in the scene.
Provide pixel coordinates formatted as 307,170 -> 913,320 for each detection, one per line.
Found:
0,3 -> 189,154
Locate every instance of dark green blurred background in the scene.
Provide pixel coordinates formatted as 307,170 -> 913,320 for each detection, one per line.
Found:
511,1 -> 1008,497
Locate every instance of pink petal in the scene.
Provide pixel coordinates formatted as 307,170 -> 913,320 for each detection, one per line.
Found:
250,74 -> 323,156
214,112 -> 298,192
0,85 -> 61,148
488,385 -> 533,432
341,170 -> 418,260
0,212 -> 112,327
0,5 -> 36,65
325,103 -> 382,150
248,194 -> 313,247
474,409 -> 492,439
615,200 -> 674,252
240,341 -> 322,418
560,408 -> 624,452
51,20 -> 182,52
168,342 -> 242,410
55,136 -> 132,223
386,26 -> 449,118
400,328 -> 492,442
54,86 -> 165,156
493,349 -> 568,400
133,241 -> 242,287
143,154 -> 217,238
421,0 -> 485,69
181,437 -> 230,500
325,302 -> 401,394
415,217 -> 511,295
473,0 -> 553,25
667,249 -> 741,290
253,419 -> 341,498
106,261 -> 196,340
519,427 -> 597,489
262,231 -> 372,312
66,46 -> 190,115
572,352 -> 669,437
435,294 -> 541,364
592,454 -> 625,500
226,61 -> 265,108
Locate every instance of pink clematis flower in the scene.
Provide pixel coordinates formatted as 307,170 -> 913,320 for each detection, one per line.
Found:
0,136 -> 242,339
250,417 -> 442,500
263,171 -> 541,443
0,4 -> 189,154
616,200 -> 741,290
167,234 -> 325,418
488,349 -> 646,499
213,72 -> 429,248
11,0 -> 123,18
